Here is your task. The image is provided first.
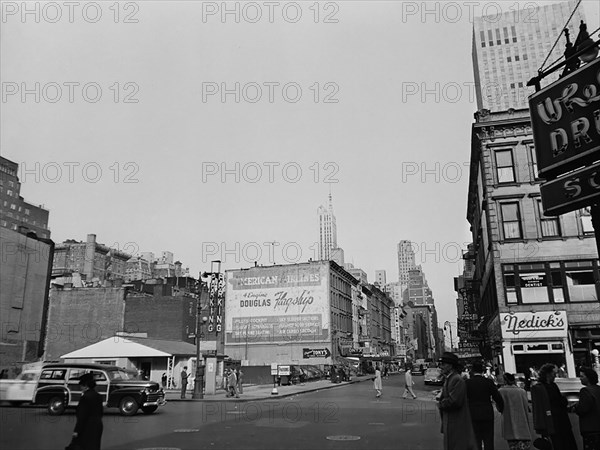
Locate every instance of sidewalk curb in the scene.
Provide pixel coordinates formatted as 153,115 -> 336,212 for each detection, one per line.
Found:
167,377 -> 372,403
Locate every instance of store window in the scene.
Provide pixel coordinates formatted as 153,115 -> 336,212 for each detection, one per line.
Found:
500,202 -> 522,239
520,272 -> 549,303
495,150 -> 515,183
538,200 -> 561,237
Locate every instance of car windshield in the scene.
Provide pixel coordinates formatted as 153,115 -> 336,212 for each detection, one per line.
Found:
426,369 -> 440,375
106,369 -> 132,381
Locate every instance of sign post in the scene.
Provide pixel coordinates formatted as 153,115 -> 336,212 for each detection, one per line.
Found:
270,363 -> 278,395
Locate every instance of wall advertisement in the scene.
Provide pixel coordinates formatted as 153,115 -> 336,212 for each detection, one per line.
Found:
225,264 -> 330,344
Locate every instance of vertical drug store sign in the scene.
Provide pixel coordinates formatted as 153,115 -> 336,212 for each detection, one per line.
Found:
225,264 -> 330,344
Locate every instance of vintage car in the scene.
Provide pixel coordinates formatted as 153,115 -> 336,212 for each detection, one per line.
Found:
0,370 -> 41,406
33,363 -> 166,416
555,377 -> 584,406
424,368 -> 444,386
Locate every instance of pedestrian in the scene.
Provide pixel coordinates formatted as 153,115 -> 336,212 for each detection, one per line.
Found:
70,373 -> 103,450
373,364 -> 382,398
236,368 -> 244,395
498,373 -> 532,450
161,373 -> 167,389
437,352 -> 477,450
180,366 -> 189,399
572,366 -> 600,450
466,361 -> 504,450
531,363 -> 578,450
227,368 -> 238,398
403,363 -> 417,399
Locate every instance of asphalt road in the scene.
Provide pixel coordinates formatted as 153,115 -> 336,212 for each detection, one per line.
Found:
0,374 -> 584,450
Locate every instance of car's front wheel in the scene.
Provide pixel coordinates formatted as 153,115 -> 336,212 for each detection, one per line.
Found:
119,396 -> 139,416
141,405 -> 158,414
48,396 -> 66,415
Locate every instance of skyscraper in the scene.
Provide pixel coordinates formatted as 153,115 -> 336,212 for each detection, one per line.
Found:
472,0 -> 586,111
318,194 -> 338,261
397,240 -> 416,284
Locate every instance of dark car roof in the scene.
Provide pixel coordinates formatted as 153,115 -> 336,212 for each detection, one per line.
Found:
41,363 -> 122,371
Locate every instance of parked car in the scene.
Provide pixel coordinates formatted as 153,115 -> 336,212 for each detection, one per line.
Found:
33,363 -> 166,416
0,370 -> 41,406
424,368 -> 444,386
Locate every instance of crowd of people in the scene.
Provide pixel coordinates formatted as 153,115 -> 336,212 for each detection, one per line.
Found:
435,352 -> 600,450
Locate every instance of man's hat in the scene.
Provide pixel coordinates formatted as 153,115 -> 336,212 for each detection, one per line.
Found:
439,352 -> 459,366
78,373 -> 95,385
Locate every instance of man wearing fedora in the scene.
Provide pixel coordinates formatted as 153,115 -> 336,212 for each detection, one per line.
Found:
437,352 -> 477,450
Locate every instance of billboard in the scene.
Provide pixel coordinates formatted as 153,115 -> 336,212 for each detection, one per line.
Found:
225,264 -> 330,345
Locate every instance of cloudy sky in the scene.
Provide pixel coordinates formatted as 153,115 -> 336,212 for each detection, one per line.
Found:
2,0 -> 599,331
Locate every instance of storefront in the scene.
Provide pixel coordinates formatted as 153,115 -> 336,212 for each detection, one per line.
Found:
500,310 -> 575,377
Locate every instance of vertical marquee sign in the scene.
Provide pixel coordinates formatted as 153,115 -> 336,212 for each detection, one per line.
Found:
207,272 -> 225,334
528,57 -> 600,216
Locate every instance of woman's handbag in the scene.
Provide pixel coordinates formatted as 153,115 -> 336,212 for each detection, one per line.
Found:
532,436 -> 553,450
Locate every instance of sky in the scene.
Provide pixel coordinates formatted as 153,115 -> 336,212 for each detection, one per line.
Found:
2,0 -> 599,332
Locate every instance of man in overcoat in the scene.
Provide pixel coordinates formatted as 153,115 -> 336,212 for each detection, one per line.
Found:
466,361 -> 504,450
72,373 -> 103,450
437,352 -> 477,450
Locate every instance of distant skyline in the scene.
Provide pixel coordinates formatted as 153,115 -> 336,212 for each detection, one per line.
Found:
3,1 -> 598,329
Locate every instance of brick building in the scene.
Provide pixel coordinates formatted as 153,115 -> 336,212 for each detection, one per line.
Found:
466,107 -> 599,375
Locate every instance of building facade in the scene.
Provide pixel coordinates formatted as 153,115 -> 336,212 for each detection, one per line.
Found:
397,240 -> 417,284
472,0 -> 586,111
0,227 -> 54,370
318,194 -> 338,261
0,156 -> 50,239
52,234 -> 132,284
466,107 -> 599,375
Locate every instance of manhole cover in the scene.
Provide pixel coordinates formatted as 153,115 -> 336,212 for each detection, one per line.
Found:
326,435 -> 361,441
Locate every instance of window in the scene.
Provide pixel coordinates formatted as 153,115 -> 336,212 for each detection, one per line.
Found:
24,208 -> 30,215
510,83 -> 515,88
501,202 -> 522,239
566,269 -> 597,302
10,204 -> 15,210
520,272 -> 550,303
538,200 -> 561,237
495,149 -> 515,183
505,273 -> 518,303
7,190 -> 13,196
523,54 -> 528,60
515,55 -> 520,61
580,208 -> 594,234
530,145 -> 539,180
41,369 -> 66,380
480,30 -> 486,47
511,26 -> 517,42
496,28 -> 501,45
488,30 -> 494,46
68,369 -> 87,380
507,56 -> 512,62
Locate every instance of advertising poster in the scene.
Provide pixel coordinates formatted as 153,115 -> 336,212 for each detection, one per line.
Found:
225,264 -> 330,345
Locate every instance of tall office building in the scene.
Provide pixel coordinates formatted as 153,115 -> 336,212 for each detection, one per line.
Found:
472,0 -> 586,111
318,194 -> 338,261
374,270 -> 386,286
397,240 -> 416,284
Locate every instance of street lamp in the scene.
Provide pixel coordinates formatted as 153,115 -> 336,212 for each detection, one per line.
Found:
444,321 -> 454,352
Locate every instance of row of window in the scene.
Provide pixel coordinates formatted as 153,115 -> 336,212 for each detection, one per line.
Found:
500,201 -> 593,240
0,179 -> 15,187
1,200 -> 30,214
480,26 -> 518,47
503,260 -> 599,305
507,55 -> 528,63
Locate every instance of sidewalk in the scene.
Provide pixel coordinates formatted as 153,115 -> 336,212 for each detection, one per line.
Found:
165,374 -> 375,402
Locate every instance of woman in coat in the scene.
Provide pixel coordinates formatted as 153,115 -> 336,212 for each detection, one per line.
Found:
531,363 -> 577,450
373,364 -> 382,397
573,367 -> 600,450
72,373 -> 103,450
498,373 -> 532,450
437,352 -> 477,450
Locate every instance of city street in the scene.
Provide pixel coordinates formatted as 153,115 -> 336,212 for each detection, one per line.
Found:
0,375 -> 584,450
